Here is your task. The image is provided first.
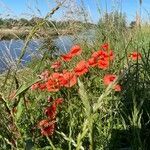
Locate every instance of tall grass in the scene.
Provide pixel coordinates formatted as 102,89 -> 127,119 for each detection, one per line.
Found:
0,0 -> 150,149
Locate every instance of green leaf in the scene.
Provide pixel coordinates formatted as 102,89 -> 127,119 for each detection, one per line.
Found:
14,79 -> 41,97
78,79 -> 91,116
14,79 -> 41,120
16,97 -> 24,121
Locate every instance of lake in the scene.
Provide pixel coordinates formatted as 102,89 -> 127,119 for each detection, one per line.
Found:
0,29 -> 95,73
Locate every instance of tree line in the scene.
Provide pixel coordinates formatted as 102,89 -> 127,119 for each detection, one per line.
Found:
0,17 -> 95,29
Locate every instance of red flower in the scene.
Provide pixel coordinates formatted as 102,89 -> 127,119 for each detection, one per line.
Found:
61,45 -> 82,62
92,48 -> 114,62
103,74 -> 117,85
38,83 -> 47,91
45,71 -> 77,91
91,51 -> 101,59
44,104 -> 57,120
103,74 -> 121,92
38,119 -> 55,136
104,50 -> 114,61
74,60 -> 89,76
44,98 -> 63,119
129,52 -> 142,60
46,73 -> 62,92
31,82 -> 47,91
101,43 -> 109,51
61,53 -> 73,62
97,59 -> 109,70
62,71 -> 77,87
46,80 -> 60,92
51,61 -> 61,69
69,45 -> 82,56
98,50 -> 114,60
88,57 -> 97,67
54,98 -> 64,105
114,84 -> 121,92
97,50 -> 107,59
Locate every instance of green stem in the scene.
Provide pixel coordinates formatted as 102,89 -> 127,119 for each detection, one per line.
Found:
88,115 -> 96,150
46,136 -> 56,150
89,122 -> 94,150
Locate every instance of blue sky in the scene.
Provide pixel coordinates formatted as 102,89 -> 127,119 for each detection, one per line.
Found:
0,0 -> 150,23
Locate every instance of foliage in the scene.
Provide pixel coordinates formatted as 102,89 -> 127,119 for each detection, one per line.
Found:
0,17 -> 94,29
0,2 -> 150,150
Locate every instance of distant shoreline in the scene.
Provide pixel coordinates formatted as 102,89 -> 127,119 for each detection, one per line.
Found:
0,27 -> 78,40
0,18 -> 95,40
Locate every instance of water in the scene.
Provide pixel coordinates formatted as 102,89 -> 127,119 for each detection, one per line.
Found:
0,40 -> 42,72
0,29 -> 95,72
53,29 -> 95,55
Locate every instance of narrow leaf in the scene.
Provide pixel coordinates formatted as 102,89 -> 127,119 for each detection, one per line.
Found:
78,79 -> 91,116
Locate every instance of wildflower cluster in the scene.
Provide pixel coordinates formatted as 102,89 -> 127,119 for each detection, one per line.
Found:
38,98 -> 63,136
88,43 -> 114,69
31,43 -> 115,92
31,43 -> 142,136
129,52 -> 142,60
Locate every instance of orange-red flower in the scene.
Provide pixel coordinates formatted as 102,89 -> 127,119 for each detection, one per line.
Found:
46,73 -> 62,92
61,53 -> 73,62
103,74 -> 117,85
97,59 -> 109,70
91,49 -> 114,70
38,83 -> 47,91
46,79 -> 60,92
54,98 -> 64,105
97,50 -> 114,60
62,71 -> 77,87
91,49 -> 114,62
91,51 -> 101,59
69,45 -> 82,56
38,119 -> 55,136
61,45 -> 82,62
44,98 -> 63,120
98,50 -> 107,58
31,82 -> 46,91
103,74 -> 121,92
104,50 -> 114,61
44,98 -> 63,119
44,104 -> 56,120
101,43 -> 109,51
88,57 -> 97,67
42,97 -> 63,136
51,61 -> 61,69
129,52 -> 142,60
74,60 -> 89,76
114,84 -> 121,92
45,71 -> 77,91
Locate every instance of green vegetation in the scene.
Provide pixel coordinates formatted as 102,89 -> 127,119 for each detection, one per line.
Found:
0,1 -> 150,150
0,17 -> 94,40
